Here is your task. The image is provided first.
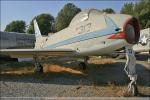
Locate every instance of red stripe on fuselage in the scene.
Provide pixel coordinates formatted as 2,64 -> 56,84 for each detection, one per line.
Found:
108,32 -> 126,39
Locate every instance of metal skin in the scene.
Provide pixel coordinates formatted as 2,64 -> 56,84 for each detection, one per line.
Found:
0,9 -> 141,96
133,28 -> 150,53
37,9 -> 140,57
0,9 -> 140,58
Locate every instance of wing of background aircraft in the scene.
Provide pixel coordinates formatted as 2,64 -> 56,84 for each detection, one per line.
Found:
0,48 -> 77,58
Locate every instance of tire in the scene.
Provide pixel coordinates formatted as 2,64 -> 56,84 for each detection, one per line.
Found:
79,62 -> 86,70
34,64 -> 43,73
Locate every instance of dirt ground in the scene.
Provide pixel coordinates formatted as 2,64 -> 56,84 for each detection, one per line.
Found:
0,57 -> 150,97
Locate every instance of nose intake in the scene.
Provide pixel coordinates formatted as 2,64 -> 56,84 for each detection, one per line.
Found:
124,17 -> 140,44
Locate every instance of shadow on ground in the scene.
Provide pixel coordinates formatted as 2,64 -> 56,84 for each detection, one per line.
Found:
0,58 -> 150,97
0,59 -> 149,87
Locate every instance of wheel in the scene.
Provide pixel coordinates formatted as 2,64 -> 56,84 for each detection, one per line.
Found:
128,83 -> 138,96
79,62 -> 86,70
34,64 -> 43,73
39,64 -> 43,73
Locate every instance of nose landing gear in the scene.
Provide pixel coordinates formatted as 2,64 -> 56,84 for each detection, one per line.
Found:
124,46 -> 139,96
127,75 -> 138,96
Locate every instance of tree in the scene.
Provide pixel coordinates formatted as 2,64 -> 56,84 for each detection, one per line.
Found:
55,3 -> 81,32
5,20 -> 26,33
27,13 -> 55,35
102,8 -> 115,14
120,0 -> 150,29
134,0 -> 150,29
120,3 -> 134,15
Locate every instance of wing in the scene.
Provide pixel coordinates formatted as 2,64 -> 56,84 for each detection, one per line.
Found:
0,48 -> 77,58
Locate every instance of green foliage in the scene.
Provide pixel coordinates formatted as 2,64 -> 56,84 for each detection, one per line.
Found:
55,3 -> 81,32
102,8 -> 115,14
134,0 -> 150,29
120,3 -> 134,15
27,13 -> 55,35
4,20 -> 26,33
120,0 -> 150,29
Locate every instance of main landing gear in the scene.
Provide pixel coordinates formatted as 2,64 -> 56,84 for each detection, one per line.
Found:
34,57 -> 43,73
78,57 -> 89,70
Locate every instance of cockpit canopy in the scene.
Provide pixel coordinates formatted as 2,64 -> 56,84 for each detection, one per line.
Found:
70,9 -> 103,26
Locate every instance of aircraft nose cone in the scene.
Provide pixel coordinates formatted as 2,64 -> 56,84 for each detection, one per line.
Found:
124,17 -> 140,44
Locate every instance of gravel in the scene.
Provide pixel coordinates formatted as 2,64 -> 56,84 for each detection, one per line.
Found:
0,59 -> 150,98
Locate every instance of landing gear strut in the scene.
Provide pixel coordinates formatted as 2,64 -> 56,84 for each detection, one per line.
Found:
78,57 -> 89,70
79,62 -> 87,70
34,56 -> 43,73
127,75 -> 138,96
124,46 -> 139,96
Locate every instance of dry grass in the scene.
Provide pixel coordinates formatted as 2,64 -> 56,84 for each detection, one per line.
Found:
115,88 -> 132,97
89,58 -> 115,65
0,57 -> 115,76
0,63 -> 86,76
0,67 -> 34,75
106,82 -> 132,97
1,59 -> 149,97
43,64 -> 86,75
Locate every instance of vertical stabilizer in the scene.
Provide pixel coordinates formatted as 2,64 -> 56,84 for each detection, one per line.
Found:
33,20 -> 43,48
33,20 -> 41,37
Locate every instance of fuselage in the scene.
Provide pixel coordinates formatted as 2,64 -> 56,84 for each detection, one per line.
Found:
133,28 -> 150,53
35,9 -> 140,56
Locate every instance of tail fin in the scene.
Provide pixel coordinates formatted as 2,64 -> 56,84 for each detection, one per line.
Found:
33,20 -> 41,37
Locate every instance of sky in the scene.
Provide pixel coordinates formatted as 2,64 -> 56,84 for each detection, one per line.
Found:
0,0 -> 137,31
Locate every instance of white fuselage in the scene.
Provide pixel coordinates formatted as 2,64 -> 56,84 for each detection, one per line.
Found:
35,9 -> 133,56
